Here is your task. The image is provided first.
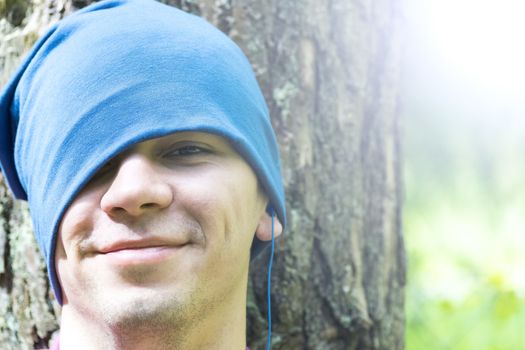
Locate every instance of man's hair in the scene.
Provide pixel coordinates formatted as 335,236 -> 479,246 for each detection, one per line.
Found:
0,0 -> 286,304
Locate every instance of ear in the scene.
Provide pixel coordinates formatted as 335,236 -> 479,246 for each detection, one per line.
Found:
255,210 -> 283,241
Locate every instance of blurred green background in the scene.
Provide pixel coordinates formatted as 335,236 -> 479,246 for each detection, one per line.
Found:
402,1 -> 525,349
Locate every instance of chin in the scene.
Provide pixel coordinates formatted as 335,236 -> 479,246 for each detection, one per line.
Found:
100,288 -> 189,331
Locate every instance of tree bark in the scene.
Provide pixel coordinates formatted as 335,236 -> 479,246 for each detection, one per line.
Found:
0,0 -> 405,349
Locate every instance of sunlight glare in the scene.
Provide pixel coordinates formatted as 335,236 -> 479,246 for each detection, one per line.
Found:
420,0 -> 525,96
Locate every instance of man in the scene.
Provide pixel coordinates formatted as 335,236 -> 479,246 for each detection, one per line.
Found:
0,0 -> 286,349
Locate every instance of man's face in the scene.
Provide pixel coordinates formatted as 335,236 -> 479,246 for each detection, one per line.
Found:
55,132 -> 271,328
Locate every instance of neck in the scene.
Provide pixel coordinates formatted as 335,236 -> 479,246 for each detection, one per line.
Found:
58,286 -> 248,350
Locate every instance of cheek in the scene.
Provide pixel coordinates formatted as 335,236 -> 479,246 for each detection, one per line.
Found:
226,167 -> 266,233
58,193 -> 100,256
176,167 -> 263,246
177,179 -> 233,239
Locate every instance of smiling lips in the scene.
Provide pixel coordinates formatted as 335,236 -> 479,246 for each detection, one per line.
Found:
97,240 -> 186,266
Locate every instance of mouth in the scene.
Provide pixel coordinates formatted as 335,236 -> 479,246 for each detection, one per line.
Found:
97,240 -> 187,266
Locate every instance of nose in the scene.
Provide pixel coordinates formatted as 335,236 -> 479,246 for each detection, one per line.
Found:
100,153 -> 173,218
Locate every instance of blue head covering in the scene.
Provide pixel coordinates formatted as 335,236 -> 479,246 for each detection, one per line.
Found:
0,0 -> 286,304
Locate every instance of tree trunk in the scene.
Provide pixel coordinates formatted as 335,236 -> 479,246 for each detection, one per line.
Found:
0,1 -> 405,349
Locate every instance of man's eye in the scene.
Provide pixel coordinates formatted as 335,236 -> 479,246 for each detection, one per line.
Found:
90,159 -> 117,183
100,159 -> 118,173
165,145 -> 208,157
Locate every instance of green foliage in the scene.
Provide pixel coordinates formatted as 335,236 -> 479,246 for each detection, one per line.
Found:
403,84 -> 525,349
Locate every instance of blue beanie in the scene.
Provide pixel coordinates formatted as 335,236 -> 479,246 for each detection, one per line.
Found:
0,0 -> 286,304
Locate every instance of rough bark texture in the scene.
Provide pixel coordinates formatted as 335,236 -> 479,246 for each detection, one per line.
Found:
0,0 -> 405,349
